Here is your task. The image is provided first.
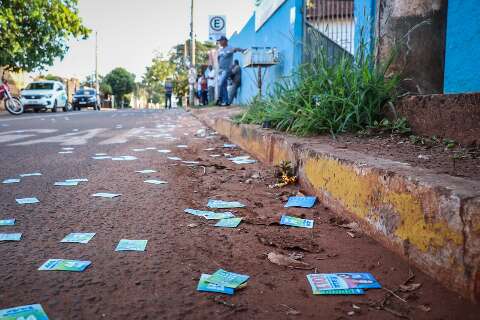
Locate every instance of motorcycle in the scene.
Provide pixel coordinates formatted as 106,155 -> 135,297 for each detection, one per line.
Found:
0,77 -> 24,115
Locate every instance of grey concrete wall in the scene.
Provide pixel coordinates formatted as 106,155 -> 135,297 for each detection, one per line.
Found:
377,0 -> 447,94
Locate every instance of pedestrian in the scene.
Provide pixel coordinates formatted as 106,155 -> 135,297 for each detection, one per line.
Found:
228,59 -> 242,105
206,65 -> 216,104
200,75 -> 208,106
216,36 -> 244,106
164,78 -> 173,109
196,76 -> 202,106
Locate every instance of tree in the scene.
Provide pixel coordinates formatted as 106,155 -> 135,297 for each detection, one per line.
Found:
103,68 -> 135,108
142,54 -> 175,104
0,0 -> 91,72
43,74 -> 64,83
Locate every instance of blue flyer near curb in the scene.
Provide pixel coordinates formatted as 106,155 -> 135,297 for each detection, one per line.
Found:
0,304 -> 49,320
285,196 -> 317,208
197,274 -> 235,295
115,239 -> 148,251
215,218 -> 243,228
280,215 -> 314,229
207,200 -> 245,209
306,273 -> 381,295
0,219 -> 15,226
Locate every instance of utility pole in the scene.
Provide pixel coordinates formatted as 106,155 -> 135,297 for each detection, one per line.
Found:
190,0 -> 195,68
95,31 -> 100,108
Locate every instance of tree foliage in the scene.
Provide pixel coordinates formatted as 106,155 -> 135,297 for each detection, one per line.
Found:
0,0 -> 91,72
103,68 -> 135,107
142,54 -> 175,103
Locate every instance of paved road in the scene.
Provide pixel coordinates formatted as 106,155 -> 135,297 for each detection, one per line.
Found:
0,109 -> 478,319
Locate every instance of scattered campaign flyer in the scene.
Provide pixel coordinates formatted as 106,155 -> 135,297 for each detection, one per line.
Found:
61,233 -> 96,244
232,159 -> 257,165
157,149 -> 172,154
95,153 -> 108,156
136,170 -> 157,174
223,144 -> 237,148
91,193 -> 121,198
210,155 -> 221,158
16,197 -> 40,205
19,173 -> 42,177
206,269 -> 249,289
215,218 -> 243,228
2,179 -> 20,184
203,148 -> 216,151
62,147 -> 75,151
38,259 -> 91,272
204,212 -> 235,220
0,233 -> 22,241
112,156 -> 138,161
207,200 -> 246,209
284,196 -> 317,208
132,148 -> 146,152
184,209 -> 215,217
0,219 -> 15,226
145,147 -> 157,150
65,178 -> 88,183
197,274 -> 234,295
0,304 -> 49,320
176,145 -> 188,148
280,215 -> 314,229
144,180 -> 168,185
58,151 -> 73,154
229,156 -> 251,161
306,273 -> 381,295
54,181 -> 79,186
92,156 -> 111,160
115,239 -> 148,251
182,161 -> 200,165
167,156 -> 182,161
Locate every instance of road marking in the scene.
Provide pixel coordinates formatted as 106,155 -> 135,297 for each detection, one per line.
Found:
10,129 -> 106,146
0,129 -> 58,144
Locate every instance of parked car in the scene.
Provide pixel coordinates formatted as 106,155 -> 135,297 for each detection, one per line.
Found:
20,81 -> 71,112
72,88 -> 100,111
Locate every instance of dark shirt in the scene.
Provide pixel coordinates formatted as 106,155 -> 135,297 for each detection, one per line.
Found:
165,81 -> 173,94
231,65 -> 241,85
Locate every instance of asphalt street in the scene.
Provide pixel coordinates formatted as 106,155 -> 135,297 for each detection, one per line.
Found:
0,109 -> 479,320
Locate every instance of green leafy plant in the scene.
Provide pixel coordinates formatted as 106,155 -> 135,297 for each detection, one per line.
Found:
236,36 -> 401,137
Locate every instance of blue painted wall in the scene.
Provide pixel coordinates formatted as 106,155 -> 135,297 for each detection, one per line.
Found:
354,0 -> 376,55
229,0 -> 304,104
444,1 -> 480,94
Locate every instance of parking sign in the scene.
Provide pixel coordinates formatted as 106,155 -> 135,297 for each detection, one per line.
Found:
209,15 -> 226,41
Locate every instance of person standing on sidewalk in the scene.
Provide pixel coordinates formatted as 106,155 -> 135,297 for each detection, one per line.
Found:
228,60 -> 242,105
164,78 -> 173,109
217,36 -> 244,106
206,65 -> 216,104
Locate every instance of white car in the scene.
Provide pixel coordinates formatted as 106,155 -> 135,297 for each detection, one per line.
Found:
20,81 -> 72,112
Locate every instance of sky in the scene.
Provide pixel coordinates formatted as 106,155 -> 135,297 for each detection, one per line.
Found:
43,0 -> 254,81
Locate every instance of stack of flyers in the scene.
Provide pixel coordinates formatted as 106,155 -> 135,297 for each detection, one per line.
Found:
285,196 -> 317,208
280,215 -> 314,229
0,304 -> 49,320
199,269 -> 249,294
38,259 -> 91,272
306,273 -> 381,295
197,274 -> 234,295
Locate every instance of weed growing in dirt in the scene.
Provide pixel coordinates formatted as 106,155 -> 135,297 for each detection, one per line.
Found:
235,42 -> 401,137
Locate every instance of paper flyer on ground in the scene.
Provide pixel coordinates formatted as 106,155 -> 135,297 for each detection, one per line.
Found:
61,233 -> 96,244
65,178 -> 88,183
38,259 -> 91,272
157,150 -> 171,153
54,181 -> 79,186
285,196 -> 317,208
16,197 -> 40,204
19,173 -> 42,177
136,170 -> 157,174
206,269 -> 249,289
144,180 -> 168,185
0,233 -> 22,241
204,212 -> 235,220
0,304 -> 49,320
306,273 -> 381,295
115,239 -> 148,251
0,219 -> 15,226
2,179 -> 20,184
280,215 -> 314,229
92,193 -> 121,198
207,200 -> 246,209
197,274 -> 235,295
215,218 -> 243,228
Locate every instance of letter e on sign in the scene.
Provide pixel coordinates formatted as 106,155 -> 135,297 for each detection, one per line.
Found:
209,15 -> 226,41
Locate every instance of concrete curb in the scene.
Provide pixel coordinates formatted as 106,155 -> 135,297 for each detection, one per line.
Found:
192,107 -> 480,302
